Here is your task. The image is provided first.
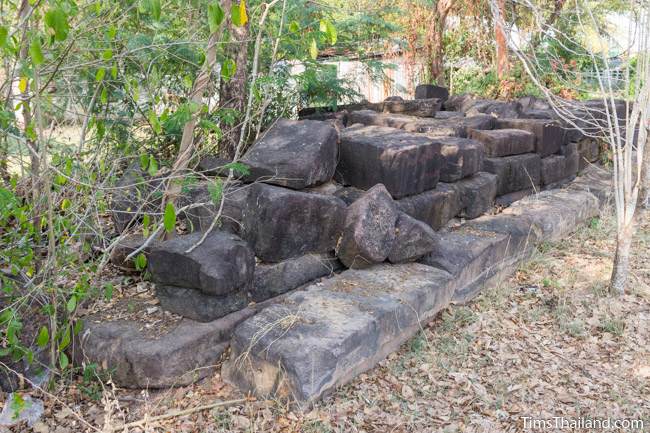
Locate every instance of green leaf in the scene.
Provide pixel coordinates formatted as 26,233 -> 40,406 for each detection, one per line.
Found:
221,58 -> 236,81
100,87 -> 108,104
326,21 -> 337,45
231,0 -> 247,27
104,283 -> 114,300
207,3 -> 225,32
149,0 -> 161,20
207,179 -> 223,205
148,110 -> 162,134
0,26 -> 8,48
59,352 -> 69,369
102,49 -> 113,60
147,155 -> 158,176
66,296 -> 76,313
36,326 -> 49,347
288,21 -> 299,33
95,67 -> 106,82
309,38 -> 318,60
60,198 -> 71,210
139,153 -> 149,170
223,161 -> 250,176
163,202 -> 176,233
134,253 -> 147,270
59,326 -> 71,351
44,8 -> 69,41
29,37 -> 44,66
111,64 -> 118,79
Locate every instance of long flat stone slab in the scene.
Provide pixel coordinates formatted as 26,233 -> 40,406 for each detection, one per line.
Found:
223,264 -> 455,402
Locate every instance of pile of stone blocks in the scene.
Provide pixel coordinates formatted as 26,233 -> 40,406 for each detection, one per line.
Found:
88,87 -> 611,396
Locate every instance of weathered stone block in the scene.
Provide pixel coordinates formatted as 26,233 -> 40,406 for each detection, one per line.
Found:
468,128 -> 535,157
495,188 -> 537,207
464,212 -> 542,255
381,98 -> 442,117
419,229 -> 513,303
576,138 -> 600,170
397,183 -> 462,230
483,153 -> 542,195
156,286 -> 249,322
252,254 -> 342,302
338,125 -> 443,198
223,264 -> 455,402
456,172 -> 498,219
148,231 -> 254,296
178,182 -> 251,234
407,115 -> 496,138
415,84 -> 449,102
494,118 -> 565,156
503,190 -> 599,241
76,309 -> 254,388
388,212 -> 437,263
436,137 -> 484,182
241,119 -> 338,189
347,110 -> 413,129
109,234 -> 152,270
337,184 -> 398,269
561,142 -> 579,178
540,155 -> 567,186
111,164 -> 164,233
333,185 -> 366,205
241,183 -> 347,262
446,96 -> 522,118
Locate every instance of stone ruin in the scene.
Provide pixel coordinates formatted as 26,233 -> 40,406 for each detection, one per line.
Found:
77,85 -> 613,402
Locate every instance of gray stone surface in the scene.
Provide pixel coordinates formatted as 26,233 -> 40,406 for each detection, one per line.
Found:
415,85 -> 449,102
337,184 -> 398,268
495,188 -> 537,207
148,231 -> 254,296
333,185 -> 366,205
463,212 -> 542,255
540,155 -> 568,186
446,96 -> 522,118
468,129 -> 535,157
178,182 -> 251,234
223,264 -> 455,402
76,309 -> 254,388
397,183 -> 462,230
380,98 -> 442,117
156,286 -> 249,322
503,189 -> 599,241
241,183 -> 347,262
566,165 -> 612,206
109,234 -> 153,270
419,229 -> 513,303
408,115 -> 496,138
436,137 -> 485,182
338,125 -> 443,198
483,153 -> 542,195
561,142 -> 579,178
252,254 -> 342,302
456,172 -> 498,219
388,212 -> 437,263
241,119 -> 338,189
576,138 -> 600,170
494,118 -> 565,156
111,164 -> 164,233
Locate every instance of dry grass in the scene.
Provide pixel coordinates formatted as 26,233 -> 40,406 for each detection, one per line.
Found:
4,209 -> 649,432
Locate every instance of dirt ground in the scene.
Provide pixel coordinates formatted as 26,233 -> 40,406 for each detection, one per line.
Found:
2,208 -> 649,433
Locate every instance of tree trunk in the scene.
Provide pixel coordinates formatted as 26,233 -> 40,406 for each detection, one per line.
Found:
219,14 -> 249,159
428,0 -> 453,85
429,17 -> 445,85
495,0 -> 509,79
642,134 -> 650,209
609,221 -> 634,295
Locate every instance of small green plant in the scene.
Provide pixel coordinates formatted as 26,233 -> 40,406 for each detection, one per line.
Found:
599,318 -> 626,337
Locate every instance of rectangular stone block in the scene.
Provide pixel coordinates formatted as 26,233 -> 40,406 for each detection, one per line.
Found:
463,212 -> 543,257
241,184 -> 347,262
419,229 -> 514,303
380,98 -> 442,117
407,115 -> 496,138
435,137 -> 484,182
468,128 -> 535,157
494,118 -> 565,156
223,264 -> 455,402
397,183 -> 462,230
338,126 -> 443,198
483,153 -> 542,195
560,142 -> 579,178
455,172 -> 498,219
576,138 -> 600,170
415,84 -> 449,101
540,155 -> 567,186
